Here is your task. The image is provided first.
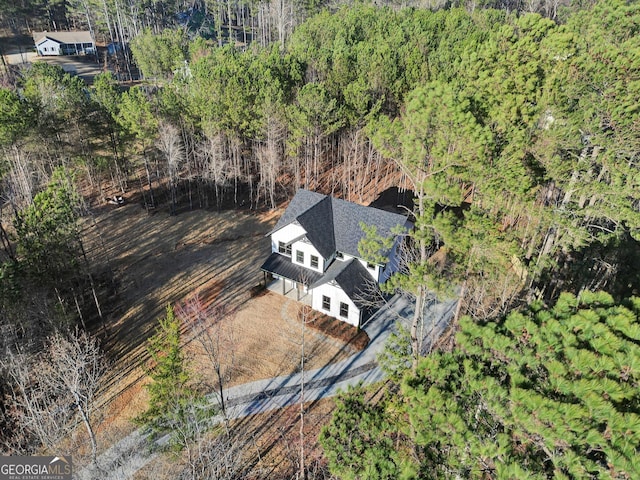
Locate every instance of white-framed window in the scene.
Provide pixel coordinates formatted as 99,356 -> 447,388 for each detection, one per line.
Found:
322,295 -> 331,311
339,302 -> 349,318
278,241 -> 292,256
296,250 -> 304,264
310,255 -> 319,268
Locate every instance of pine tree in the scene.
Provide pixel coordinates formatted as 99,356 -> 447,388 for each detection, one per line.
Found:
137,304 -> 204,443
322,292 -> 640,479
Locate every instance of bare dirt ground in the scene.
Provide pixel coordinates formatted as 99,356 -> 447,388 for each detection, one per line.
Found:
79,201 -> 361,466
1,33 -> 108,83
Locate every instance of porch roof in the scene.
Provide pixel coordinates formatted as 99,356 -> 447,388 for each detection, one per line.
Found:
261,253 -> 322,285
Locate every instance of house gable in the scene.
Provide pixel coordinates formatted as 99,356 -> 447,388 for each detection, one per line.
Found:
33,31 -> 95,56
296,196 -> 335,259
35,37 -> 62,55
261,189 -> 410,326
271,223 -> 306,254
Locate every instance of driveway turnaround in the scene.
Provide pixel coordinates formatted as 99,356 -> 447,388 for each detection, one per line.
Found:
78,293 -> 457,479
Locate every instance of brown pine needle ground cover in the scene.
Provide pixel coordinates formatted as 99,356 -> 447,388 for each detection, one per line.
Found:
79,201 -> 368,463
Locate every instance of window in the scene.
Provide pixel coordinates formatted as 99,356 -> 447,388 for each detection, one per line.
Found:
339,302 -> 349,318
296,250 -> 304,263
310,255 -> 319,268
278,241 -> 292,256
367,262 -> 376,270
322,295 -> 331,311
336,252 -> 344,260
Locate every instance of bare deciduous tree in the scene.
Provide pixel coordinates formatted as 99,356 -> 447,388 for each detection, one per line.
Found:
2,330 -> 107,464
177,293 -> 236,427
43,330 -> 107,465
177,425 -> 251,480
158,120 -> 185,215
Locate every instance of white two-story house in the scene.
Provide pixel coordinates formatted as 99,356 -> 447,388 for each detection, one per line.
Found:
261,190 -> 411,327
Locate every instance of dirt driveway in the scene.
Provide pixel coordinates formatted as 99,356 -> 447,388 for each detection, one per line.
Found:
2,34 -> 106,83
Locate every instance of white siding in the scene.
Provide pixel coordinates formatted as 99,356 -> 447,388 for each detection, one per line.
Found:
311,283 -> 360,327
271,223 -> 306,254
291,239 -> 324,273
37,39 -> 61,55
356,258 -> 381,282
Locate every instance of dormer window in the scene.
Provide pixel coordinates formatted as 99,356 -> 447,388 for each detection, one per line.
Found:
336,252 -> 344,260
278,241 -> 292,256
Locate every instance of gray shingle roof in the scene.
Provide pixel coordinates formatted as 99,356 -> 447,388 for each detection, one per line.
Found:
261,252 -> 322,285
297,196 -> 335,258
33,31 -> 94,45
331,196 -> 408,258
271,190 -> 326,233
311,259 -> 380,308
271,189 -> 409,260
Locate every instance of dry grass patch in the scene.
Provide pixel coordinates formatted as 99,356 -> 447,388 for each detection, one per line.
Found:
78,203 -> 367,467
184,291 -> 361,388
303,310 -> 369,352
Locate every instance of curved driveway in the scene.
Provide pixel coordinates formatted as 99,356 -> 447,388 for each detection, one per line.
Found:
78,293 -> 456,479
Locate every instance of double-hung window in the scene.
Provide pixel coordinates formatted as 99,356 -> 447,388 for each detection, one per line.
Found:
322,295 -> 331,311
310,255 -> 319,269
339,302 -> 349,318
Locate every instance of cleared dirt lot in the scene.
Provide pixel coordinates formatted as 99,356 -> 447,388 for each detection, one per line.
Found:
2,33 -> 107,83
82,202 -> 358,448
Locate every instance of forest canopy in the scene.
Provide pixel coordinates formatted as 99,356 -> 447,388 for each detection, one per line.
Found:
1,0 -> 640,467
321,291 -> 640,478
1,0 -> 639,334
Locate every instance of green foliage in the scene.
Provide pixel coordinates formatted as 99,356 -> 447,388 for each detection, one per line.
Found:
14,168 -> 83,288
92,72 -> 122,119
130,29 -> 188,80
324,293 -> 640,479
117,87 -> 158,145
0,88 -> 35,146
188,44 -> 301,138
319,387 -> 400,480
357,222 -> 396,266
377,323 -> 412,380
22,63 -> 87,122
137,305 -> 208,443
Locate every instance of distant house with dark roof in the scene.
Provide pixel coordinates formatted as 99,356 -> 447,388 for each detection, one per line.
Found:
33,31 -> 95,56
261,190 -> 411,327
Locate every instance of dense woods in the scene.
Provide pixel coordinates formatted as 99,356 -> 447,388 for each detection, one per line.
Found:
1,0 -> 639,476
322,292 -> 640,478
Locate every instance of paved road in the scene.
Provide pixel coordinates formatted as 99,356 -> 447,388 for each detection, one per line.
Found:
77,293 -> 457,479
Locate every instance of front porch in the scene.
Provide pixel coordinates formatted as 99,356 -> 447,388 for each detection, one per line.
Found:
265,277 -> 312,306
